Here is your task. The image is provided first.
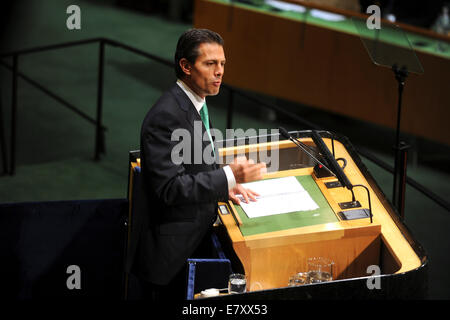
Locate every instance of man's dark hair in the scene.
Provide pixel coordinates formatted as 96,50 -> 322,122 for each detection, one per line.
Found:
174,28 -> 224,79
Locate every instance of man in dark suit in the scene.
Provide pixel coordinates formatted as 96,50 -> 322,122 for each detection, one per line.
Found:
127,29 -> 266,300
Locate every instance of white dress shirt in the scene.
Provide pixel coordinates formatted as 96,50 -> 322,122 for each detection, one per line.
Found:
176,79 -> 236,191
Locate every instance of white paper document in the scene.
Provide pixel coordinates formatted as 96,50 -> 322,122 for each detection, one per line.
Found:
310,9 -> 346,22
265,0 -> 306,13
237,176 -> 319,218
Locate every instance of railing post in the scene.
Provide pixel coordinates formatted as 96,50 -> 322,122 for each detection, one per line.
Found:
393,141 -> 410,220
227,88 -> 234,129
10,54 -> 18,175
95,40 -> 105,161
0,86 -> 8,175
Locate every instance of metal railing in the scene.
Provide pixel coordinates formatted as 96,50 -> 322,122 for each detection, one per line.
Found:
0,38 -> 108,175
0,37 -> 448,214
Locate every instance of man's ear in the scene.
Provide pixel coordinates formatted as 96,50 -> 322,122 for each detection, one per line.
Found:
179,58 -> 191,76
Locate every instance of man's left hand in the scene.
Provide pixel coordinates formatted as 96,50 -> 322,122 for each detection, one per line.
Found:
229,183 -> 259,205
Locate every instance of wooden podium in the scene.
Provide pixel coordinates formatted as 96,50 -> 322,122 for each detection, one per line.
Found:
126,130 -> 427,299
213,130 -> 427,297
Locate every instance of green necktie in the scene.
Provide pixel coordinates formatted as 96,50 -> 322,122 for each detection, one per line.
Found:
200,102 -> 210,133
200,103 -> 215,154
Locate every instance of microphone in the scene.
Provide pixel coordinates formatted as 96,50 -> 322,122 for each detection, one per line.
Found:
310,130 -> 353,191
278,126 -> 291,140
279,128 -> 372,222
278,127 -> 336,178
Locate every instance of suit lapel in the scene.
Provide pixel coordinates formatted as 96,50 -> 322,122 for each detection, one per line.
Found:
170,84 -> 211,152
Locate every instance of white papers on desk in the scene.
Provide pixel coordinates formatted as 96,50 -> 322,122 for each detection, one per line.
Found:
237,176 -> 319,218
310,9 -> 346,22
265,0 -> 306,13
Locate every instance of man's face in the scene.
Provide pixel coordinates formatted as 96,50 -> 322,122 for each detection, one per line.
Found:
181,42 -> 226,98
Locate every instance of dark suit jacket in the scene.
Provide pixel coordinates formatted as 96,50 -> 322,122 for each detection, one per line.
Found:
126,83 -> 229,285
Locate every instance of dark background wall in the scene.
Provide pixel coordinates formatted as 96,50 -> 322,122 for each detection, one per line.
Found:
0,199 -> 127,299
0,0 -> 448,299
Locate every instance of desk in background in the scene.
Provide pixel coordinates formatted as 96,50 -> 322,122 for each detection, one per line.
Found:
194,0 -> 450,146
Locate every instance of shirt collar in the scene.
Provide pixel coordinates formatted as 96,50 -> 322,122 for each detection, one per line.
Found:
176,79 -> 205,114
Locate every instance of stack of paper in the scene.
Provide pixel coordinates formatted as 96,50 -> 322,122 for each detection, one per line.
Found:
310,9 -> 346,22
265,0 -> 306,13
237,176 -> 319,218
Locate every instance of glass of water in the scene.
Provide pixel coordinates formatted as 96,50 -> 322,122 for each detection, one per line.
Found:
307,257 -> 334,283
288,272 -> 309,287
228,273 -> 247,294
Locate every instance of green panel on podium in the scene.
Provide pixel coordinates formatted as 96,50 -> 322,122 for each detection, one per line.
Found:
234,175 -> 338,236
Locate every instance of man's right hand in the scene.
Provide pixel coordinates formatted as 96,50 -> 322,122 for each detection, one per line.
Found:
228,156 -> 267,184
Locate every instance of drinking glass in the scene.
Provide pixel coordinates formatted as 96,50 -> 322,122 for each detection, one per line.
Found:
228,273 -> 247,294
307,257 -> 334,283
288,272 -> 309,286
